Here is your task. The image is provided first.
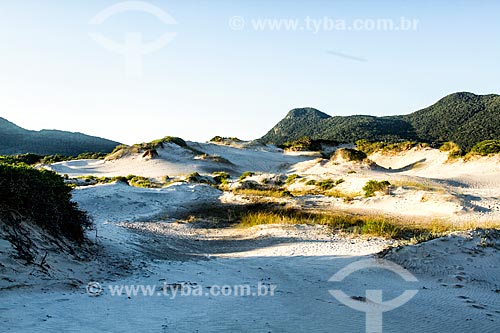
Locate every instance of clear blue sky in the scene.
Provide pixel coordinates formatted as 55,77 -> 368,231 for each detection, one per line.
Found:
1,0 -> 499,144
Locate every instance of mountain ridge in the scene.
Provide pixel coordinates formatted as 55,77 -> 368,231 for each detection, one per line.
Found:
260,92 -> 500,150
0,117 -> 120,155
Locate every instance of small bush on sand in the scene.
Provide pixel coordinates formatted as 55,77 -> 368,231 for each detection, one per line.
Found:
468,140 -> 500,156
239,171 -> 255,181
233,188 -> 291,198
213,172 -> 230,185
210,136 -> 242,143
129,176 -> 153,188
186,172 -> 201,183
0,163 -> 91,242
324,189 -> 360,202
285,174 -> 299,185
363,180 -> 391,197
439,141 -> 464,158
318,179 -> 335,190
356,140 -> 429,155
305,179 -> 316,186
279,136 -> 322,152
335,148 -> 367,162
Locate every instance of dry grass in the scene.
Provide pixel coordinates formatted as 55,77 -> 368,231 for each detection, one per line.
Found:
236,209 -> 500,242
323,189 -> 360,202
392,179 -> 442,192
232,188 -> 291,198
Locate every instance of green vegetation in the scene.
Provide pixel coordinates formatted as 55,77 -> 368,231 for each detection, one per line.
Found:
324,189 -> 360,202
212,172 -> 230,185
233,188 -> 292,198
138,136 -> 187,149
469,140 -> 500,156
317,179 -> 335,190
0,117 -> 119,156
196,154 -> 232,164
260,93 -> 500,151
186,172 -> 201,183
0,162 -> 91,242
108,136 -> 204,159
356,140 -> 429,155
0,152 -> 108,166
335,148 -> 367,161
77,175 -> 129,185
0,153 -> 42,165
305,179 -> 316,186
236,209 -> 454,241
239,171 -> 255,181
129,176 -> 154,188
285,174 -> 299,185
210,136 -> 242,143
439,141 -> 464,158
391,180 -> 439,192
279,136 -> 322,152
363,180 -> 391,197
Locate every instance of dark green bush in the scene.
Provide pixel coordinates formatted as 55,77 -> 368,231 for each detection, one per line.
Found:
239,171 -> 255,181
439,141 -> 464,158
363,180 -> 391,197
213,172 -> 230,185
318,179 -> 335,190
129,176 -> 153,188
336,148 -> 367,161
279,136 -> 322,152
0,163 -> 91,242
285,174 -> 299,185
0,153 -> 42,165
186,172 -> 201,182
356,140 -> 427,155
469,140 -> 500,156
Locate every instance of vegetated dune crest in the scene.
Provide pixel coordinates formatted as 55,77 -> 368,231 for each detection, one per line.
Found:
43,140 -> 500,222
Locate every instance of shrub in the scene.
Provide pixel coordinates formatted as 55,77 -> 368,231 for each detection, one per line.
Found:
318,179 -> 335,190
439,141 -> 463,158
469,140 -> 500,156
285,174 -> 299,185
335,148 -> 367,161
213,172 -> 230,184
363,180 -> 391,197
210,136 -> 242,143
0,163 -> 91,242
279,136 -> 322,152
76,152 -> 107,160
335,178 -> 345,185
186,172 -> 201,183
305,179 -> 316,186
129,176 -> 153,188
239,171 -> 255,181
148,136 -> 187,149
196,154 -> 232,164
356,140 -> 428,155
0,153 -> 42,165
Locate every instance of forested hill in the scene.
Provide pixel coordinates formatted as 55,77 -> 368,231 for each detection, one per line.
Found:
260,92 -> 500,150
0,117 -> 120,155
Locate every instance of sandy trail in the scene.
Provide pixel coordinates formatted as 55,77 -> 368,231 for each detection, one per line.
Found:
5,144 -> 500,332
2,182 -> 499,332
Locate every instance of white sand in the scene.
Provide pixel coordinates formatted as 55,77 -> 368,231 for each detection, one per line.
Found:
3,143 -> 500,332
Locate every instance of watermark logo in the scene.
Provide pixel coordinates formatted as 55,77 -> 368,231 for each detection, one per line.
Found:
329,258 -> 418,333
85,281 -> 277,299
86,281 -> 103,296
228,16 -> 419,34
89,1 -> 177,77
